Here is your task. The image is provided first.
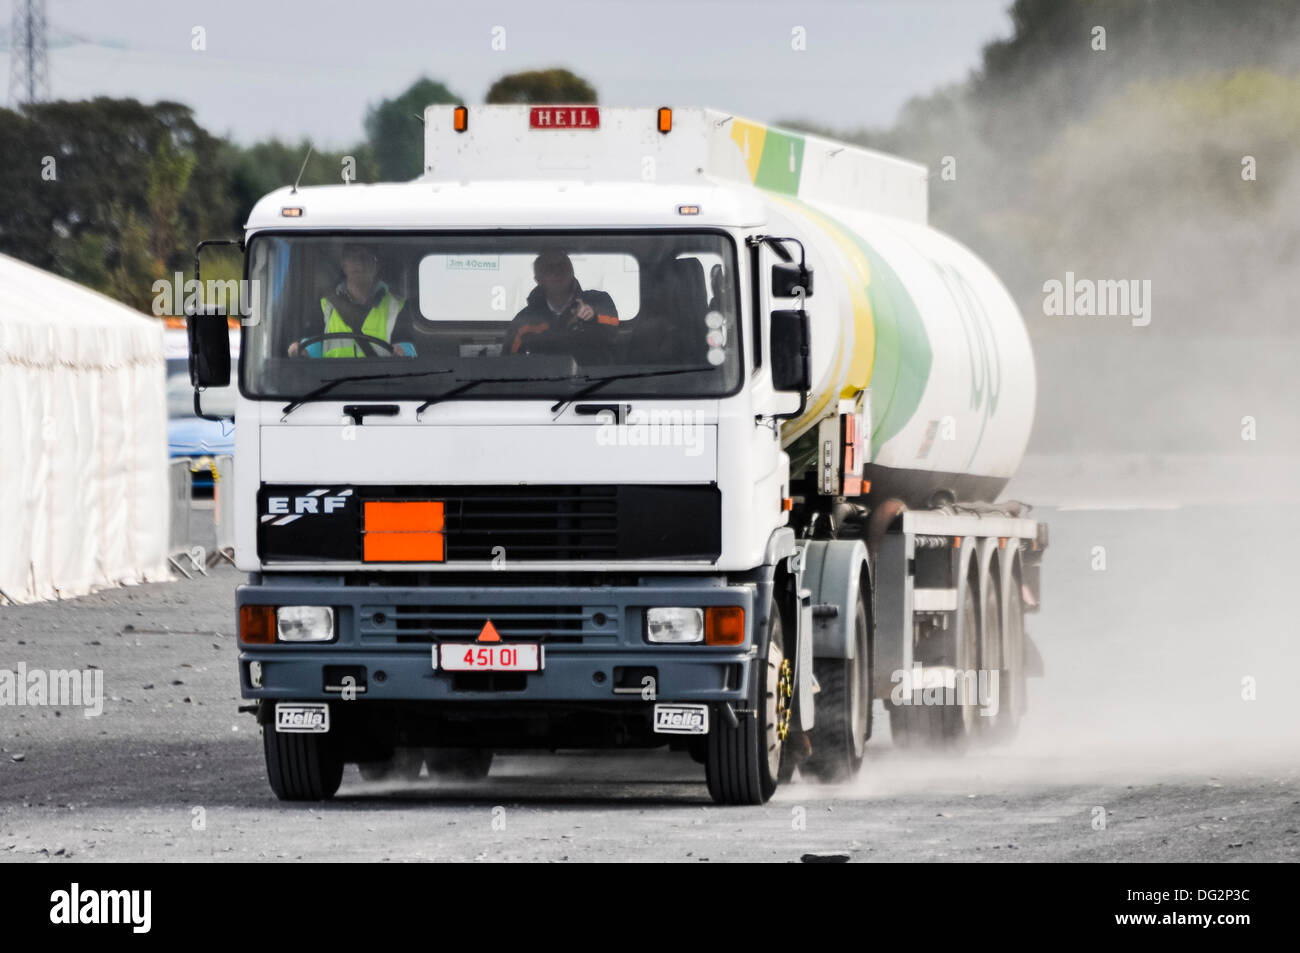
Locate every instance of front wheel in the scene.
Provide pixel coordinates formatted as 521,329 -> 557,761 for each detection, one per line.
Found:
705,600 -> 790,805
804,594 -> 872,781
264,724 -> 344,801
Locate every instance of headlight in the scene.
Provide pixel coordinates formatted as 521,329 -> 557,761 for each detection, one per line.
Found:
276,606 -> 335,642
646,607 -> 704,643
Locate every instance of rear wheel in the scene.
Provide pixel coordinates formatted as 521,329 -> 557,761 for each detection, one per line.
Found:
425,748 -> 494,780
804,594 -> 872,781
973,574 -> 1001,744
889,578 -> 978,750
990,577 -> 1026,742
705,601 -> 789,805
264,723 -> 344,801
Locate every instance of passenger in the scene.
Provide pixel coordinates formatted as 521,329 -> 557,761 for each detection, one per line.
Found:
288,243 -> 414,358
504,252 -> 619,364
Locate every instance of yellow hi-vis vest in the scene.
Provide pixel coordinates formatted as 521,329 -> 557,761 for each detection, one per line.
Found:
319,291 -> 403,358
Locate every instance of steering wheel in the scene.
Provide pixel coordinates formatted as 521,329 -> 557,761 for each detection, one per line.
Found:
294,331 -> 396,357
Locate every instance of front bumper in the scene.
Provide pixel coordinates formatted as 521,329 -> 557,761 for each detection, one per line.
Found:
237,578 -> 757,705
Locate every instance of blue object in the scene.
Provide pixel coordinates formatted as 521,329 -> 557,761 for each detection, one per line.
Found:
168,416 -> 235,489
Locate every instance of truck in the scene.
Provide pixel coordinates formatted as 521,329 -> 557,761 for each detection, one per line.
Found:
186,105 -> 1047,805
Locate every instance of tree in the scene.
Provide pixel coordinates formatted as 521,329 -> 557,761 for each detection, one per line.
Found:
0,98 -> 238,301
485,68 -> 596,105
364,77 -> 460,182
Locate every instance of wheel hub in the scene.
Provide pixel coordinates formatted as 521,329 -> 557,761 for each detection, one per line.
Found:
776,657 -> 793,742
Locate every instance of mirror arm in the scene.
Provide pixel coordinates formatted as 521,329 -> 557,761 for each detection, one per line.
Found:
192,388 -> 232,425
750,235 -> 812,422
193,237 -> 243,293
772,385 -> 807,422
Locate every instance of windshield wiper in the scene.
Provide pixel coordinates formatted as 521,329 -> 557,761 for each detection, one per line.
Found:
281,368 -> 453,419
416,374 -> 580,418
549,366 -> 716,413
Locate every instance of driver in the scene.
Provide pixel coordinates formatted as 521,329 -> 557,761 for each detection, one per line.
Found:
504,251 -> 618,364
288,243 -> 414,357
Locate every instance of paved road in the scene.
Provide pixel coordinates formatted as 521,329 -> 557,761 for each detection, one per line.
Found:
1,503 -> 1296,862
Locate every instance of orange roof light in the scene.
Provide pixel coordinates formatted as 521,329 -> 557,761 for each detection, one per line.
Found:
657,106 -> 672,134
453,105 -> 469,133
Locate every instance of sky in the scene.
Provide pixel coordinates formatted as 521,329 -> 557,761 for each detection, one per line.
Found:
3,0 -> 1013,146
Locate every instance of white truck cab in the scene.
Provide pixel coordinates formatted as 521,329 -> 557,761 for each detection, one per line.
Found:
188,106 -> 1046,804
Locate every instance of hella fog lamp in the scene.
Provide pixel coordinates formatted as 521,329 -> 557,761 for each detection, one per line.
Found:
646,607 -> 704,643
276,606 -> 335,642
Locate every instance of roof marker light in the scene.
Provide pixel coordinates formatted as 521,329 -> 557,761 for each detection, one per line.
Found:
657,107 -> 672,134
453,105 -> 468,132
280,207 -> 304,217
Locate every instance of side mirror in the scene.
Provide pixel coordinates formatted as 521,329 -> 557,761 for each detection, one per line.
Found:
187,304 -> 231,388
770,309 -> 810,395
771,262 -> 814,299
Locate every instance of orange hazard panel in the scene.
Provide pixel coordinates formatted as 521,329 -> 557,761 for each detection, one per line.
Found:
364,501 -> 444,532
363,531 -> 444,562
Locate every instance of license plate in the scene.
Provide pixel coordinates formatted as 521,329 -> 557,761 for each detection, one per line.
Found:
437,643 -> 542,672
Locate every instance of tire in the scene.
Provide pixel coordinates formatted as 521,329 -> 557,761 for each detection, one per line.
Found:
972,573 -> 1001,745
264,723 -> 344,801
889,579 -> 977,751
990,577 -> 1026,742
804,594 -> 872,782
358,747 -> 424,782
425,748 -> 494,781
705,600 -> 790,805
889,702 -> 962,750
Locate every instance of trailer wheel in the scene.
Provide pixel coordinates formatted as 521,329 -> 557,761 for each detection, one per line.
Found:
803,594 -> 872,782
425,748 -> 494,780
889,581 -> 976,750
358,747 -> 424,782
991,578 -> 1026,742
974,575 -> 1001,744
706,601 -> 788,805
263,724 -> 344,801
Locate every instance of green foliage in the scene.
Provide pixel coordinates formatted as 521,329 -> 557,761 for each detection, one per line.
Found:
364,77 -> 460,182
0,97 -> 237,300
229,138 -> 379,216
485,69 -> 597,105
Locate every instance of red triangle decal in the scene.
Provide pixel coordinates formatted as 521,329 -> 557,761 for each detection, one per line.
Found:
477,619 -> 501,643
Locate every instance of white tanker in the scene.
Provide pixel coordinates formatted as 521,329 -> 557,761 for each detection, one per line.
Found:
188,106 -> 1048,805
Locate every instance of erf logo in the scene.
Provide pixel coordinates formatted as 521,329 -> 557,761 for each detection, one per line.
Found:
653,704 -> 709,735
262,488 -> 352,526
275,703 -> 329,733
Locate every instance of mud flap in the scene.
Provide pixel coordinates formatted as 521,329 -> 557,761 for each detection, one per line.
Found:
793,586 -> 815,731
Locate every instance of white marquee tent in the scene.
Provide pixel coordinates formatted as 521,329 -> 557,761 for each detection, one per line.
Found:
0,253 -> 169,604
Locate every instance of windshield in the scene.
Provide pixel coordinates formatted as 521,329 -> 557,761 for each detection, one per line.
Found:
166,360 -> 237,417
241,232 -> 741,401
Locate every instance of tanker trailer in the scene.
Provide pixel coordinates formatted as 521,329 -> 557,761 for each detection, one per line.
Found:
185,105 -> 1047,805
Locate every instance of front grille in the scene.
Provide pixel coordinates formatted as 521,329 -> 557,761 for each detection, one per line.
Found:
360,603 -> 619,644
444,486 -> 618,560
258,483 -> 721,562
